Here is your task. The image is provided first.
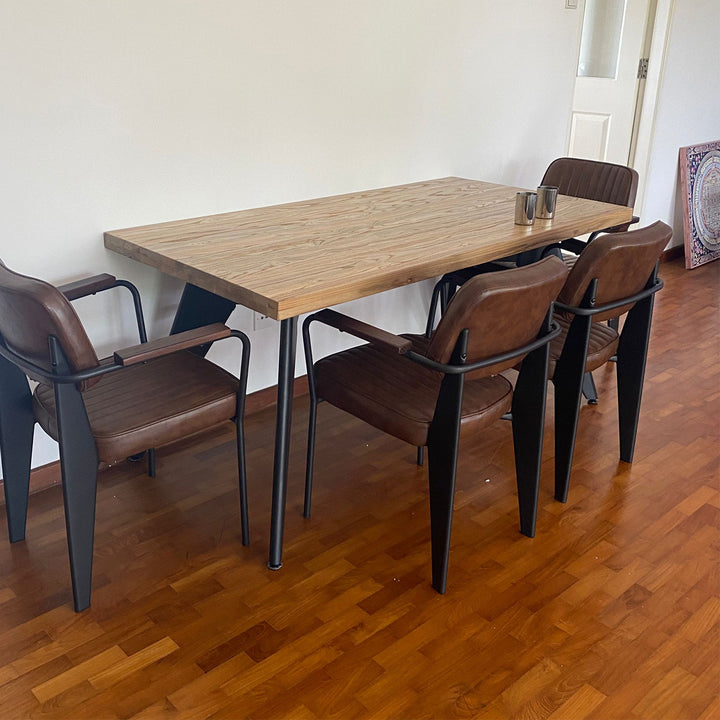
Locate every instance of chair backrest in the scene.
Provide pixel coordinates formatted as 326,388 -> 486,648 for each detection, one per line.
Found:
427,256 -> 568,375
0,260 -> 99,382
542,157 -> 639,209
558,220 -> 672,322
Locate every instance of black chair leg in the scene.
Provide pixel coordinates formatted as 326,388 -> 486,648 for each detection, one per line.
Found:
53,380 -> 99,613
235,415 -> 249,546
234,333 -> 251,544
440,281 -> 457,314
0,356 -> 34,543
582,372 -> 598,404
616,295 -> 654,463
427,436 -> 459,595
553,375 -> 585,504
302,317 -> 322,519
511,343 -> 550,537
439,282 -> 449,314
416,446 -> 424,466
553,314 -> 592,504
427,279 -> 459,337
147,448 -> 156,477
426,336 -> 465,594
426,281 -> 444,338
304,393 -> 318,518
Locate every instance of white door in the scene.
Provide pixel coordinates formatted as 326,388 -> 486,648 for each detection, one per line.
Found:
569,0 -> 652,164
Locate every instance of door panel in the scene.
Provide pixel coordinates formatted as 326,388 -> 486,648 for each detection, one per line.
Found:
569,0 -> 650,164
569,113 -> 611,160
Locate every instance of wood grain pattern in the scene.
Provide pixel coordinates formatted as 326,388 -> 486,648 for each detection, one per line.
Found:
0,258 -> 716,719
104,178 -> 633,319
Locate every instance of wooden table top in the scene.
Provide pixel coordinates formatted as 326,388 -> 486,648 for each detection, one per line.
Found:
104,177 -> 633,320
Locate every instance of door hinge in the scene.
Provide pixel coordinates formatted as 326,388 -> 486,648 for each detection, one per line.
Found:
637,57 -> 649,79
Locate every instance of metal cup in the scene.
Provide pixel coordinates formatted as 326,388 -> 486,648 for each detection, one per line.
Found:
536,185 -> 559,220
514,191 -> 537,225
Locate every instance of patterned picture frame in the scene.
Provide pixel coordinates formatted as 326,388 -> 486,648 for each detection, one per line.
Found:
679,140 -> 720,269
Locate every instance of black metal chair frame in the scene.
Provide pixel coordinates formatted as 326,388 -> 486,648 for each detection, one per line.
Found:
551,265 -> 663,504
426,212 -> 641,337
62,275 -> 160,470
302,308 -> 561,594
425,232 -> 639,407
0,277 -> 250,612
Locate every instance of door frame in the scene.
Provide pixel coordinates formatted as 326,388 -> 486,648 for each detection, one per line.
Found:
567,0 -> 675,218
627,0 -> 675,217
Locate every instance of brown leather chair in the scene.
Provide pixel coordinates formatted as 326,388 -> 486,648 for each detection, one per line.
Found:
550,220 -> 671,503
0,262 -> 250,612
426,157 -> 640,337
534,156 -> 640,261
302,258 -> 568,593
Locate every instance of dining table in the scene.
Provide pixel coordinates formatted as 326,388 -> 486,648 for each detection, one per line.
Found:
104,176 -> 634,570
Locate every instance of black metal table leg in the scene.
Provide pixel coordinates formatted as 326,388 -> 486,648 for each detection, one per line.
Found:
268,317 -> 297,570
170,283 -> 299,570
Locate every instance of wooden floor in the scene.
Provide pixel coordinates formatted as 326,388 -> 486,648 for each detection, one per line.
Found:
0,258 -> 718,719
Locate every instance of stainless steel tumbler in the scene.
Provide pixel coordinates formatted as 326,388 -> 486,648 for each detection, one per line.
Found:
536,185 -> 559,219
514,191 -> 537,225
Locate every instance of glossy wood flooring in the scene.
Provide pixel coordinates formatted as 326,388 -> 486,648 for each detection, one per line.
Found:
0,258 -> 718,719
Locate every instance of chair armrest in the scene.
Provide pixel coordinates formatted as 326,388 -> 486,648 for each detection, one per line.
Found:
114,323 -> 232,365
554,277 -> 664,317
57,274 -> 118,300
564,216 -> 641,254
407,320 -> 561,374
310,309 -> 412,354
58,273 -> 148,343
602,215 -> 641,234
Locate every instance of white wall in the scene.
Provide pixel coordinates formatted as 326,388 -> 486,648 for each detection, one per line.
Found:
1,1 -> 582,470
640,0 -> 720,247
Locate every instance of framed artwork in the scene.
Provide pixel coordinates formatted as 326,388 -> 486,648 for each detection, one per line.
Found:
679,140 -> 720,269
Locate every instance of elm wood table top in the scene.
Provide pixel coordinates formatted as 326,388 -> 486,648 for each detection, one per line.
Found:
104,177 -> 633,320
